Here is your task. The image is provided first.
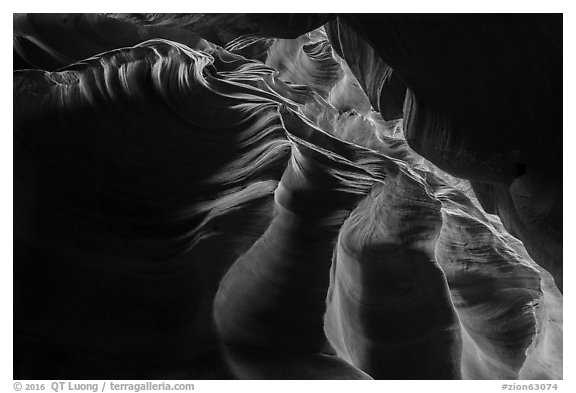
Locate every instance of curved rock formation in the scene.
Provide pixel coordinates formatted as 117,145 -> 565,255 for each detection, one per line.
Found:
430,177 -> 562,380
13,13 -> 214,70
266,36 -> 342,98
326,18 -> 406,121
519,265 -> 563,380
225,35 -> 275,63
14,13 -> 562,380
212,127 -> 378,379
330,14 -> 563,291
14,39 -> 291,379
325,172 -> 462,379
435,187 -> 541,379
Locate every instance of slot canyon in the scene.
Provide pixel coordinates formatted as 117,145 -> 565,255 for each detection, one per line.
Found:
13,13 -> 562,380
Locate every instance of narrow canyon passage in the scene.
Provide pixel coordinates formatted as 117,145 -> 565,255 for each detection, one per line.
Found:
13,13 -> 562,380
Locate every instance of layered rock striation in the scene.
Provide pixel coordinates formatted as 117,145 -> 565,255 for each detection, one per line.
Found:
13,13 -> 562,380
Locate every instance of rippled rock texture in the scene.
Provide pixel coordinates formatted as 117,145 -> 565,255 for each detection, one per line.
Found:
329,15 -> 563,292
14,13 -> 562,380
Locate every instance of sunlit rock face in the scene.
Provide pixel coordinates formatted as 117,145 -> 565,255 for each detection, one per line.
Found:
326,19 -> 406,121
328,15 -> 563,292
14,13 -> 562,380
434,183 -> 547,379
325,172 -> 463,380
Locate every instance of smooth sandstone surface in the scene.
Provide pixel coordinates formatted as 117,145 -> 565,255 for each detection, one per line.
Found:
14,14 -> 562,379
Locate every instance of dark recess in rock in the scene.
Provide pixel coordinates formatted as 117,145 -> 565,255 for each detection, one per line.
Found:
13,13 -> 562,380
